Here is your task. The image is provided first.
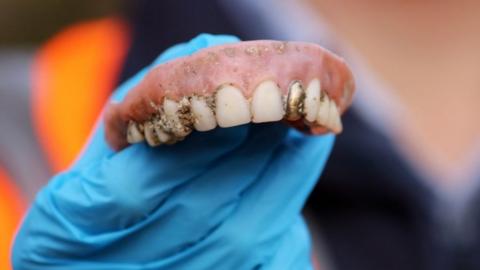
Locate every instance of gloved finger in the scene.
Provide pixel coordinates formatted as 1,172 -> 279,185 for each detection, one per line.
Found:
70,119 -> 302,261
196,129 -> 333,264
15,33 -> 331,269
131,124 -> 330,259
12,125 -> 252,265
73,34 -> 240,169
17,124 -> 293,266
229,130 -> 334,236
165,129 -> 331,268
47,125 -> 250,231
130,123 -> 290,259
126,215 -> 313,270
264,216 -> 314,270
164,127 -> 332,229
13,34 -> 253,262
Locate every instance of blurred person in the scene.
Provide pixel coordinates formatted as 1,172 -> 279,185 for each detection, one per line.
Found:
10,0 -> 480,270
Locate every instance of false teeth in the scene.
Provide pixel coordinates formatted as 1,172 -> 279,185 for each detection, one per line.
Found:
215,84 -> 251,128
251,80 -> 285,123
285,81 -> 305,121
190,96 -> 217,131
127,121 -> 144,143
304,79 -> 321,122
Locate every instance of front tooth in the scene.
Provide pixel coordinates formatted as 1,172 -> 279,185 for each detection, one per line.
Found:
215,84 -> 251,127
127,121 -> 144,144
163,98 -> 190,137
144,121 -> 161,146
327,101 -> 343,133
251,80 -> 285,123
285,81 -> 305,121
190,96 -> 217,131
316,91 -> 330,126
304,79 -> 321,122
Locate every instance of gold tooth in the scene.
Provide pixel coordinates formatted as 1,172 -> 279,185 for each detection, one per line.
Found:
285,81 -> 305,121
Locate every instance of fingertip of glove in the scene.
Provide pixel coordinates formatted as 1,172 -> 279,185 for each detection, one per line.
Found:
281,129 -> 336,165
153,33 -> 241,66
192,33 -> 241,47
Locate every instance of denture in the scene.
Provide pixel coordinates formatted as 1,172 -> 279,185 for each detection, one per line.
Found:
105,40 -> 355,150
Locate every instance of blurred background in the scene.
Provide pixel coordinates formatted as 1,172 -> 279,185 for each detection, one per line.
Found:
2,1 -> 480,270
0,0 -> 130,189
0,1 -> 127,269
0,1 -> 124,46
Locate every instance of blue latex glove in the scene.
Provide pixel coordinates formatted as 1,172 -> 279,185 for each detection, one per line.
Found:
12,34 -> 335,270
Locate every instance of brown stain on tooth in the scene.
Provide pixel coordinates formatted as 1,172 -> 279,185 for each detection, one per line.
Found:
190,95 -> 217,131
144,121 -> 161,146
153,120 -> 174,144
285,81 -> 305,121
316,90 -> 330,127
176,97 -> 194,136
138,98 -> 193,147
205,95 -> 216,113
160,99 -> 189,138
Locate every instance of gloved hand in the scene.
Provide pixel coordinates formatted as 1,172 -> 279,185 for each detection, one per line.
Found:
12,34 -> 335,270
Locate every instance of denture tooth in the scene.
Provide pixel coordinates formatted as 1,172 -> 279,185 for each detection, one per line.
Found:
251,80 -> 285,123
190,96 -> 217,131
163,98 -> 191,137
163,99 -> 180,122
127,121 -> 144,144
215,84 -> 251,127
326,101 -> 343,133
316,91 -> 330,126
285,81 -> 305,121
144,121 -> 161,146
153,124 -> 172,143
304,79 -> 321,122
